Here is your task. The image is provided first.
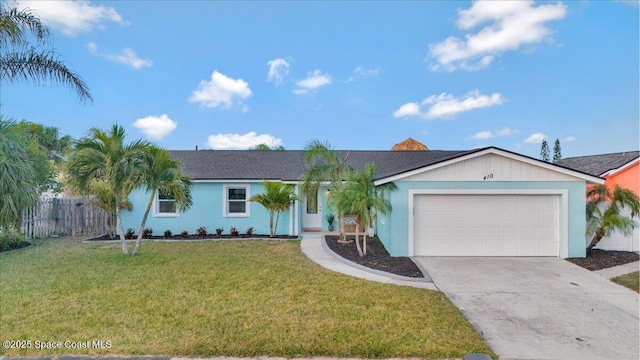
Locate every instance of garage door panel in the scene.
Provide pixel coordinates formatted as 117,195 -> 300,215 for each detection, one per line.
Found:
413,194 -> 559,257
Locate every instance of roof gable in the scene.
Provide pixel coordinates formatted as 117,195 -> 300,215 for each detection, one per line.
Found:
374,147 -> 604,185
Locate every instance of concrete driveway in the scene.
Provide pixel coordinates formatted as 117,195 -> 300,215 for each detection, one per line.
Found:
413,257 -> 639,360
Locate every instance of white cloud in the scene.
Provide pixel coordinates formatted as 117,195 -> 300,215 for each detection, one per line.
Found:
87,42 -> 152,69
348,66 -> 380,82
393,102 -> 421,118
267,58 -> 290,85
469,131 -> 494,140
524,133 -> 547,144
132,114 -> 177,140
190,71 -> 252,109
206,132 -> 282,150
293,70 -> 332,94
13,0 -> 126,36
422,90 -> 504,119
469,127 -> 514,140
562,135 -> 577,142
429,0 -> 566,71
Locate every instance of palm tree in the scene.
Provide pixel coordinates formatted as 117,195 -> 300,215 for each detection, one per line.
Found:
301,140 -> 354,240
586,184 -> 639,255
86,180 -> 132,239
335,163 -> 397,256
132,146 -> 193,255
250,181 -> 296,237
0,119 -> 38,231
0,5 -> 92,103
65,124 -> 150,254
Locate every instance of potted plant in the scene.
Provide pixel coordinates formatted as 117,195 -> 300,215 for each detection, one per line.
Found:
325,213 -> 335,231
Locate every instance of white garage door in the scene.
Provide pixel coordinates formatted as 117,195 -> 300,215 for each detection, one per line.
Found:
413,194 -> 559,256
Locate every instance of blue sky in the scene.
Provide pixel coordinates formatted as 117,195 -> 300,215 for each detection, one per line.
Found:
2,0 -> 638,158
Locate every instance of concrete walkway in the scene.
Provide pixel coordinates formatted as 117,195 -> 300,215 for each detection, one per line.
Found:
414,257 -> 640,360
594,260 -> 639,279
300,234 -> 437,290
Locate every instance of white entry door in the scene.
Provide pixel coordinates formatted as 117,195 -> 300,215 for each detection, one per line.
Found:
302,190 -> 322,230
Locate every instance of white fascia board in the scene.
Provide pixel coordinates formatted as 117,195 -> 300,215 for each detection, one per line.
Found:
375,147 -> 605,186
601,158 -> 639,177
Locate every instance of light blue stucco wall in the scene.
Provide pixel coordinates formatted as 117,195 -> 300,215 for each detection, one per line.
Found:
376,181 -> 587,258
120,182 -> 294,237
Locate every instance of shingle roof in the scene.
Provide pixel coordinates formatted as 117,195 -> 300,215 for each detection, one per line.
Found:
554,151 -> 639,177
168,149 -> 473,181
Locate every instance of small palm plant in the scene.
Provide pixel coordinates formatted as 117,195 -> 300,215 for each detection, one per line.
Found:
250,181 -> 297,237
333,163 -> 398,257
586,184 -> 639,255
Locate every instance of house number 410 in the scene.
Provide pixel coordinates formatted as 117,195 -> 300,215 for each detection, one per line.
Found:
483,173 -> 494,180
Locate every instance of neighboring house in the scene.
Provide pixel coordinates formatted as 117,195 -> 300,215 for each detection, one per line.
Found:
555,151 -> 639,252
121,147 -> 603,258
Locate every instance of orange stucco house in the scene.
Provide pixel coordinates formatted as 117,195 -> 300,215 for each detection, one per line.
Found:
556,151 -> 639,251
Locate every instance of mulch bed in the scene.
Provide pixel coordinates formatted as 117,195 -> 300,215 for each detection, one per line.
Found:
567,249 -> 639,271
87,234 -> 299,241
325,235 -> 424,278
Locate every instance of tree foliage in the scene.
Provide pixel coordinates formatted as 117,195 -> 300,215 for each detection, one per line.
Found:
250,182 -> 296,237
301,140 -> 354,240
553,139 -> 562,163
332,163 -> 397,256
0,5 -> 92,103
132,146 -> 193,254
0,119 -> 38,230
540,140 -> 550,162
249,143 -> 285,151
65,124 -> 150,254
586,184 -> 639,255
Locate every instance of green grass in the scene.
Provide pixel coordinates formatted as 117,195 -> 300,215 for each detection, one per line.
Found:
0,237 -> 493,358
611,271 -> 640,292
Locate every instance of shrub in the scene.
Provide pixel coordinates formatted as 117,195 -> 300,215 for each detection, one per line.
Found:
246,227 -> 254,236
215,227 -> 223,236
125,228 -> 135,239
163,230 -> 172,239
230,227 -> 239,236
142,228 -> 153,239
196,226 -> 207,238
181,230 -> 189,238
0,231 -> 30,252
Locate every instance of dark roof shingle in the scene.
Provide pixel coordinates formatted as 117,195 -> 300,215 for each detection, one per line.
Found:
169,149 -> 473,181
554,151 -> 639,177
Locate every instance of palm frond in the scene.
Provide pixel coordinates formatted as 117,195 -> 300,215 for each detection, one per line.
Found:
0,48 -> 93,103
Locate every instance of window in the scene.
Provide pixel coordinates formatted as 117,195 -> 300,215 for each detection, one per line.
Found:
224,185 -> 250,216
155,191 -> 178,216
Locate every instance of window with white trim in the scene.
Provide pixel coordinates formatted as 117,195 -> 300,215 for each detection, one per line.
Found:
224,185 -> 250,217
155,190 -> 178,216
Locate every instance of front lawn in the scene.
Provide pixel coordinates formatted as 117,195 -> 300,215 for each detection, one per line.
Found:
611,271 -> 640,292
0,237 -> 492,358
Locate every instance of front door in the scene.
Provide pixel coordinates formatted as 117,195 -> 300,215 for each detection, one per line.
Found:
302,189 -> 322,230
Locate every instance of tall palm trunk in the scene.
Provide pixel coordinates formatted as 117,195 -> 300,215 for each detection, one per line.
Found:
354,224 -> 364,257
269,212 -> 275,237
363,233 -> 367,256
273,213 -> 280,237
133,189 -> 156,255
115,197 -> 129,255
586,228 -> 605,256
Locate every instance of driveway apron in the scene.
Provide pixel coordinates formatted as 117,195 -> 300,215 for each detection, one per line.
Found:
414,257 -> 639,360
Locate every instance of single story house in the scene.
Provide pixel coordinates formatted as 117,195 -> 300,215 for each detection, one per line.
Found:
555,151 -> 639,252
121,146 -> 604,258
